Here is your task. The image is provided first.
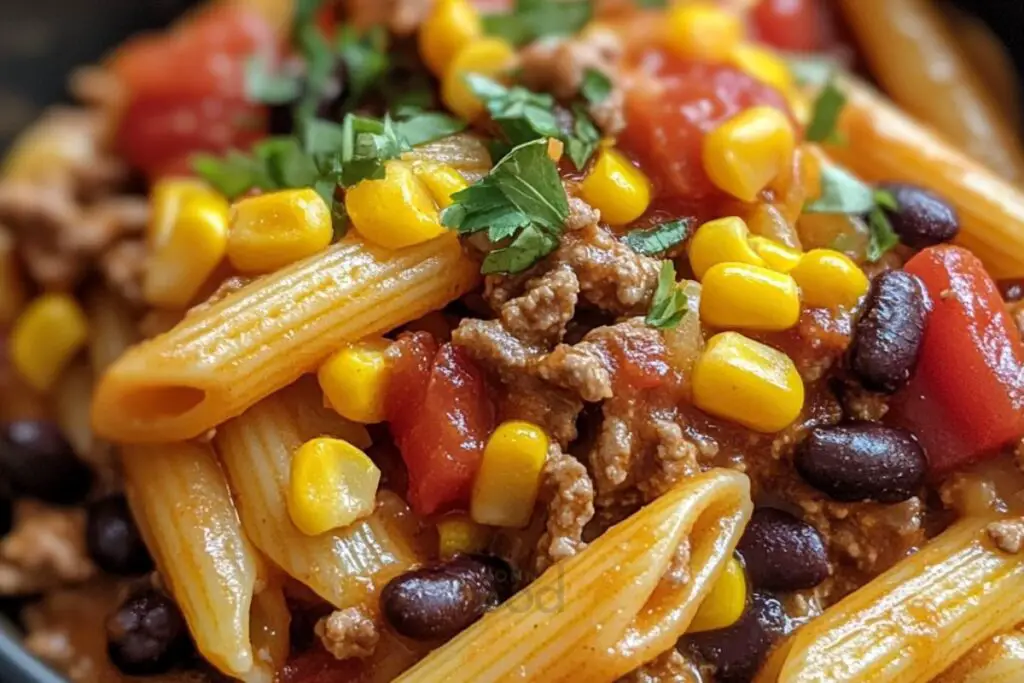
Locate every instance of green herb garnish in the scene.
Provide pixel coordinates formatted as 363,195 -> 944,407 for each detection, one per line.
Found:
624,219 -> 692,256
866,189 -> 900,262
334,25 -> 389,108
646,261 -> 688,329
565,103 -> 601,170
482,0 -> 593,46
394,112 -> 467,147
805,78 -> 846,144
466,75 -> 562,145
442,139 -> 570,274
785,55 -> 842,87
805,165 -> 900,262
580,68 -> 612,106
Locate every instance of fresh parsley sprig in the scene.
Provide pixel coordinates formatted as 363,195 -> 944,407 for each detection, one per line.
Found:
441,139 -> 570,274
624,219 -> 692,256
805,164 -> 899,262
805,78 -> 846,144
646,261 -> 688,329
482,0 -> 593,46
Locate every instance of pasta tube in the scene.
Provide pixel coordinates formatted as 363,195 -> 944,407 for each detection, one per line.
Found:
121,440 -> 281,682
395,469 -> 752,683
837,0 -> 1024,183
215,378 -> 425,609
936,628 -> 1024,683
823,75 -> 1024,279
757,518 -> 1024,683
92,233 -> 478,443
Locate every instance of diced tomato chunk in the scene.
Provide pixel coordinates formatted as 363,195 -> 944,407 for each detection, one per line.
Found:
893,246 -> 1024,474
619,55 -> 793,201
751,0 -> 824,52
280,647 -> 364,683
600,331 -> 671,392
385,333 -> 495,516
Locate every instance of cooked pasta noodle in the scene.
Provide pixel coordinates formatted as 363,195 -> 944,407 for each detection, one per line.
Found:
215,378 -> 425,608
396,469 -> 752,683
91,233 -> 478,443
936,628 -> 1024,683
756,518 -> 1024,683
85,288 -> 139,375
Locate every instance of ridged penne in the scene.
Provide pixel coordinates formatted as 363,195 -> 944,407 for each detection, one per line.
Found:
936,628 -> 1024,683
91,233 -> 478,443
214,379 -> 425,609
822,75 -> 1024,279
121,440 -> 282,683
396,469 -> 752,683
756,518 -> 1024,683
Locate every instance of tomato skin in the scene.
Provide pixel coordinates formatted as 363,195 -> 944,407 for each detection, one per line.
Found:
752,0 -> 824,52
620,56 -> 792,201
386,333 -> 495,516
894,246 -> 1024,474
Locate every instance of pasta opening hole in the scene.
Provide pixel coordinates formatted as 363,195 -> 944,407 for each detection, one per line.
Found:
121,385 -> 206,419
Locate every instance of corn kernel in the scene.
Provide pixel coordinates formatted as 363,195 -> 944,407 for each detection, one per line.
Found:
547,137 -> 565,163
441,37 -> 517,121
318,338 -> 392,424
143,190 -> 230,308
10,294 -> 88,392
692,332 -> 804,433
346,161 -> 447,249
227,189 -> 333,273
666,3 -> 744,62
791,248 -> 870,309
578,147 -> 652,226
148,178 -> 213,245
730,44 -> 794,97
288,437 -> 380,536
471,421 -> 548,528
700,263 -> 800,331
437,515 -> 492,559
419,0 -> 482,76
703,106 -> 796,203
409,161 -> 469,209
688,216 -> 766,281
749,236 -> 802,273
689,556 -> 747,633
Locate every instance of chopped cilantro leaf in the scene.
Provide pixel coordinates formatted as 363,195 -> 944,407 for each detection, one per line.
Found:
866,189 -> 900,262
244,54 -> 302,105
465,75 -> 562,145
785,55 -> 841,87
339,114 -> 409,187
482,0 -> 593,46
565,103 -> 600,170
646,261 -> 688,329
580,68 -> 612,106
395,112 -> 467,147
803,165 -> 900,262
624,219 -> 692,256
805,78 -> 846,144
635,0 -> 667,6
335,25 -> 389,108
192,151 -> 273,199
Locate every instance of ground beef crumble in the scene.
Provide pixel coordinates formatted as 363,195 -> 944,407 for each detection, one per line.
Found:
557,223 -> 661,315
0,500 -> 95,595
617,649 -> 702,683
315,606 -> 381,660
987,518 -> 1024,554
534,443 -> 595,575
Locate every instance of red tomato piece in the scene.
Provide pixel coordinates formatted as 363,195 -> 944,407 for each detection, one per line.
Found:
386,333 -> 495,516
280,647 -> 364,683
751,0 -> 824,53
620,56 -> 792,201
893,246 -> 1024,474
600,331 -> 671,392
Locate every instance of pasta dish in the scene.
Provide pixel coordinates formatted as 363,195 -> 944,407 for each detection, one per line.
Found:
2,0 -> 1024,681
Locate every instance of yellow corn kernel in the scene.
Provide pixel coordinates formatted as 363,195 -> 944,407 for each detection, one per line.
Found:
471,421 -> 548,528
143,191 -> 230,308
288,437 -> 380,536
749,236 -> 802,273
346,161 -> 447,249
419,0 -> 482,76
437,515 -> 492,559
441,37 -> 517,121
578,147 -> 652,225
10,294 -> 88,392
148,177 -> 212,245
688,216 -> 766,281
689,556 -> 747,633
730,43 -> 794,97
547,137 -> 564,163
317,338 -> 392,424
703,106 -> 796,203
791,248 -> 870,309
227,189 -> 333,273
692,332 -> 804,433
700,263 -> 800,331
410,161 -> 468,209
666,3 -> 744,62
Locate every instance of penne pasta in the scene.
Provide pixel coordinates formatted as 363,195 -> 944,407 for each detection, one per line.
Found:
91,233 -> 478,444
395,469 -> 752,683
214,378 -> 425,609
822,75 -> 1024,279
756,518 -> 1024,683
837,0 -> 1024,183
121,440 -> 280,683
85,287 -> 139,375
936,628 -> 1024,683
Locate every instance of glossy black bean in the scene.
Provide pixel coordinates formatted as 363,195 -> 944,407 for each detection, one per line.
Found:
0,421 -> 92,504
876,183 -> 960,249
795,423 -> 927,503
86,495 -> 153,576
686,592 -> 790,683
736,508 -> 829,592
849,270 -> 928,394
106,590 -> 190,676
380,555 -> 513,641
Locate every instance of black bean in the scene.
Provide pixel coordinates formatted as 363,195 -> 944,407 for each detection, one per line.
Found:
796,423 -> 927,503
380,555 -> 514,641
999,279 -> 1024,303
86,495 -> 153,576
106,590 -> 190,676
849,270 -> 928,394
0,491 -> 11,538
875,183 -> 960,249
736,508 -> 829,592
0,421 -> 92,505
686,591 -> 790,683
